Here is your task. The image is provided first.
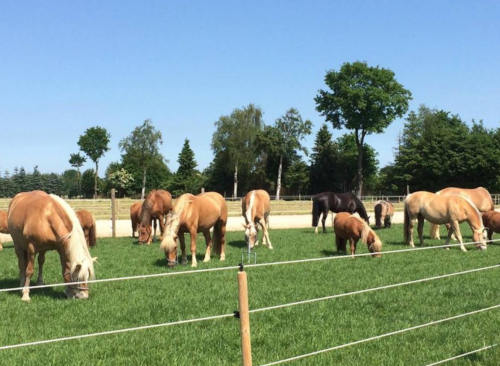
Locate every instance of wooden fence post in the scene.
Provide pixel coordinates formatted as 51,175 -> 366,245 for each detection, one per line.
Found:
238,266 -> 252,366
111,189 -> 116,238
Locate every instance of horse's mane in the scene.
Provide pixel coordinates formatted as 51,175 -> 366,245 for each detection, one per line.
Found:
244,191 -> 256,225
161,195 -> 192,252
49,195 -> 95,280
451,194 -> 483,227
140,192 -> 155,224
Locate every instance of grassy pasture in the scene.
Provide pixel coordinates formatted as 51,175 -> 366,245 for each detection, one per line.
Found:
0,223 -> 500,365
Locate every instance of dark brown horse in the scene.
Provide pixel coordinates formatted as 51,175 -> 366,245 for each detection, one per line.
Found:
160,192 -> 227,267
334,212 -> 382,257
0,210 -> 9,250
8,191 -> 96,301
312,192 -> 370,234
138,190 -> 173,244
242,189 -> 272,250
76,209 -> 97,248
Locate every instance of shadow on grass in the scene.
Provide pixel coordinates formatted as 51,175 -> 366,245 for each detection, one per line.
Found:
0,278 -> 67,300
153,253 -> 209,268
320,249 -> 344,257
228,240 -> 246,249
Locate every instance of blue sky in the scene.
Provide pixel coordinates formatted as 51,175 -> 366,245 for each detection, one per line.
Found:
1,1 -> 499,177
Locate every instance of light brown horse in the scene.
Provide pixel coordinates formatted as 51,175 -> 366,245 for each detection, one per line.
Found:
76,209 -> 97,248
242,189 -> 272,250
138,189 -> 173,245
374,200 -> 394,229
0,210 -> 9,250
481,210 -> 500,241
7,191 -> 96,301
404,191 -> 487,252
160,192 -> 227,267
334,212 -> 382,257
430,187 -> 494,239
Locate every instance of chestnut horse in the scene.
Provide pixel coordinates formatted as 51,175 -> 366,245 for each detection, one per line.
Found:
130,201 -> 142,238
374,200 -> 394,229
430,187 -> 494,239
7,191 -> 96,301
76,209 -> 97,248
481,210 -> 500,241
160,192 -> 227,267
242,189 -> 272,250
404,191 -> 487,252
0,210 -> 9,250
138,190 -> 173,244
334,212 -> 382,257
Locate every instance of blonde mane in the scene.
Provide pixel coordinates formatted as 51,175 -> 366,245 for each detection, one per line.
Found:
161,195 -> 192,252
244,191 -> 255,225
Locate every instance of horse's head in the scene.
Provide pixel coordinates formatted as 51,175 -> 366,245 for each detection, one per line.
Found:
138,223 -> 152,244
242,223 -> 257,249
364,225 -> 382,258
64,257 -> 97,299
473,228 -> 488,250
160,233 -> 178,267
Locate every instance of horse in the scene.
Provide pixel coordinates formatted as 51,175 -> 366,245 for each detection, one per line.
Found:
429,187 -> 494,239
7,191 -> 96,301
0,210 -> 9,250
160,192 -> 227,268
76,209 -> 97,248
481,210 -> 500,241
312,192 -> 370,234
130,201 -> 142,238
242,189 -> 272,250
374,200 -> 394,229
404,191 -> 487,252
334,212 -> 382,257
138,189 -> 173,245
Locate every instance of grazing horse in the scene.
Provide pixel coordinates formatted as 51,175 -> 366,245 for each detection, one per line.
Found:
404,191 -> 487,252
138,189 -> 173,245
481,210 -> 500,241
312,192 -> 370,234
374,200 -> 394,229
242,189 -> 272,250
7,191 -> 96,301
334,212 -> 382,257
0,210 -> 9,250
430,187 -> 494,239
130,201 -> 143,238
76,209 -> 97,248
160,192 -> 227,268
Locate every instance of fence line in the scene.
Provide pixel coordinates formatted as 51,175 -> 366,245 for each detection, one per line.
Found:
425,344 -> 498,366
259,304 -> 500,366
1,238 -> 499,294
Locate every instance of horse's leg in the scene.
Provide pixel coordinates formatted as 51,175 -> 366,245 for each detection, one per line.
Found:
450,221 -> 466,252
350,239 -> 357,258
260,218 -> 273,249
488,228 -> 493,241
219,222 -> 227,260
179,234 -> 187,266
321,210 -> 329,233
151,219 -> 157,244
36,251 -> 46,285
417,216 -> 425,247
158,214 -> 165,239
15,246 -> 28,300
446,223 -> 457,240
189,229 -> 198,267
19,246 -> 35,302
202,230 -> 212,263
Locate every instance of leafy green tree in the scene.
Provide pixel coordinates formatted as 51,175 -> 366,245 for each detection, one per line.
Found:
284,159 -> 310,196
309,124 -> 338,193
171,139 -> 204,196
12,167 -> 27,194
69,153 -> 86,197
78,126 -> 111,198
28,166 -> 44,192
81,169 -> 97,198
211,104 -> 263,198
42,173 -> 65,196
315,61 -> 412,197
62,169 -> 80,198
108,168 -> 135,197
119,119 -> 165,199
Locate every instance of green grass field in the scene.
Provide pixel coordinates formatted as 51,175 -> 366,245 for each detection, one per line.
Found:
0,223 -> 499,365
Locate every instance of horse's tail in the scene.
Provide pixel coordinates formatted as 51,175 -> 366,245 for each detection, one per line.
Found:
403,201 -> 410,245
374,203 -> 382,228
213,221 -> 222,255
312,196 -> 319,227
429,223 -> 440,239
89,215 -> 97,247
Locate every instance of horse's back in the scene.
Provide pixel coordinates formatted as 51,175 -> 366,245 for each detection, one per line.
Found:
334,212 -> 363,239
437,187 -> 494,211
76,209 -> 94,227
242,190 -> 270,222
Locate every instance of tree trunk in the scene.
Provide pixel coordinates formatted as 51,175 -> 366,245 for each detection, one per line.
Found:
77,170 -> 81,198
355,129 -> 366,199
233,164 -> 238,199
94,161 -> 99,199
276,155 -> 283,200
141,167 -> 147,200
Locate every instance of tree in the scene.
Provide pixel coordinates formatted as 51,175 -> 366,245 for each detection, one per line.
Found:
171,139 -> 204,196
77,126 -> 111,199
119,119 -> 164,199
212,104 -> 263,198
309,124 -> 338,193
315,61 -> 412,197
108,168 -> 135,197
69,152 -> 86,197
81,169 -> 97,198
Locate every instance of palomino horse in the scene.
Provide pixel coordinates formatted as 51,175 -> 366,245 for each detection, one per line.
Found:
7,191 -> 96,301
312,192 -> 370,234
160,192 -> 227,268
481,210 -> 500,241
374,200 -> 394,229
242,189 -> 272,250
76,209 -> 97,248
138,190 -> 173,244
334,212 -> 382,257
430,187 -> 494,239
404,191 -> 487,252
0,210 -> 9,250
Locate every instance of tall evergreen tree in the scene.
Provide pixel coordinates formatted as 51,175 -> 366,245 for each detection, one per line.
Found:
309,124 -> 337,193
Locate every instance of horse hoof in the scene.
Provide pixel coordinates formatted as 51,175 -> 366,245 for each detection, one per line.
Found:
268,246 -> 274,250
191,263 -> 197,268
21,296 -> 30,302
203,258 -> 211,263
220,256 -> 226,261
